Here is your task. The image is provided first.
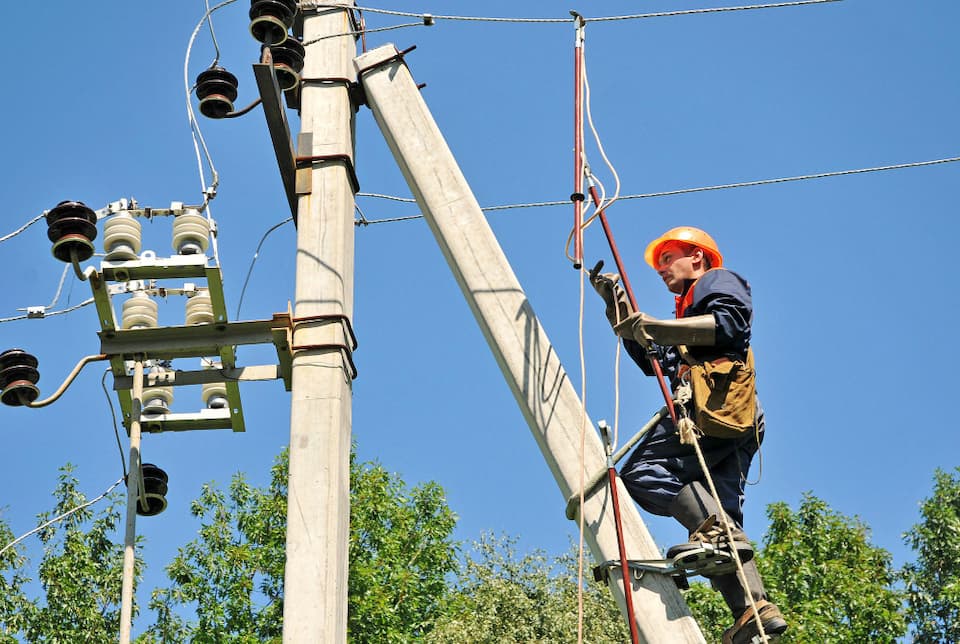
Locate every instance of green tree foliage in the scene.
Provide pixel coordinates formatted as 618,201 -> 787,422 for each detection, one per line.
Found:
427,533 -> 629,643
686,493 -> 905,643
143,448 -> 458,643
0,465 -> 133,643
902,466 -> 960,643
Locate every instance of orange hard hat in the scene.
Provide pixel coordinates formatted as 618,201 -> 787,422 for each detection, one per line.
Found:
644,226 -> 723,269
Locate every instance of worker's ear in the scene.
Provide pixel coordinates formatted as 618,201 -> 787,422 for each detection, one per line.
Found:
689,247 -> 705,267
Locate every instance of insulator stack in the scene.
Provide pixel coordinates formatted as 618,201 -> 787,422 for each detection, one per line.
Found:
46,200 -> 98,263
202,380 -> 229,410
249,0 -> 297,45
121,292 -> 159,329
185,291 -> 214,326
137,463 -> 169,516
267,38 -> 305,91
172,210 -> 210,255
102,212 -> 142,261
142,365 -> 174,415
196,66 -> 239,119
0,349 -> 40,406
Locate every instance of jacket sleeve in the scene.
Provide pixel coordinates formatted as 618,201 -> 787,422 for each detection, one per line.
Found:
689,270 -> 752,352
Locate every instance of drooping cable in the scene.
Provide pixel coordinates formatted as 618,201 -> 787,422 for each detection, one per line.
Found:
0,214 -> 45,245
0,477 -> 125,559
185,2 -> 235,202
102,368 -> 129,480
47,265 -> 70,310
204,0 -> 223,67
576,261 -> 588,644
235,216 -> 295,319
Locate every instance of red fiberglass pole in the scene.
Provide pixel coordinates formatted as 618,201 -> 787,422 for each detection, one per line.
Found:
571,15 -> 585,269
587,185 -> 679,428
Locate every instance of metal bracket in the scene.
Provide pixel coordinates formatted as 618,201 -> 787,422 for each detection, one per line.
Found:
290,311 -> 359,380
254,57 -> 299,224
89,254 -> 294,434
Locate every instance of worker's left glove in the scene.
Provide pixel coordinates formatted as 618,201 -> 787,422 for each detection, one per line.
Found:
615,312 -> 717,347
614,312 -> 656,348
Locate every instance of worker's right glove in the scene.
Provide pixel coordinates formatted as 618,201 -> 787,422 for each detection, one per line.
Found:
589,261 -> 633,329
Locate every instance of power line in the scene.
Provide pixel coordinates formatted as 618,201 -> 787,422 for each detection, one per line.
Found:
0,214 -> 44,244
0,297 -> 96,324
0,477 -> 125,559
303,0 -> 842,24
354,156 -> 960,226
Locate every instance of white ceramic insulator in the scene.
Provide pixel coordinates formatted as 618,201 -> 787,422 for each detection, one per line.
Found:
202,381 -> 228,409
185,291 -> 215,325
121,292 -> 159,329
172,210 -> 210,255
102,212 -> 142,260
142,386 -> 174,414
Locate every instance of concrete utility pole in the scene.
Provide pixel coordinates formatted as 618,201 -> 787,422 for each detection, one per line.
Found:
356,44 -> 705,643
283,4 -> 357,643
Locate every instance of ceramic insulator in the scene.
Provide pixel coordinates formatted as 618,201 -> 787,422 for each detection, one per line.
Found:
102,212 -> 142,261
172,209 -> 210,255
185,291 -> 215,325
121,292 -> 159,329
142,386 -> 174,415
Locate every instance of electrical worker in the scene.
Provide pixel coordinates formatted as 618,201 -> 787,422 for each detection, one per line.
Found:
590,226 -> 787,644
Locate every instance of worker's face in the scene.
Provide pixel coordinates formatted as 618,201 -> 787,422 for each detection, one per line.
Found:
655,242 -> 705,294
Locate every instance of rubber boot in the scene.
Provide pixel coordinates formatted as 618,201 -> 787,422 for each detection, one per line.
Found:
714,560 -> 788,643
666,481 -> 753,562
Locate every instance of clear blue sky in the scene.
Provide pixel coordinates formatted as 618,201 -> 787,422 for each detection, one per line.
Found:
0,0 -> 957,632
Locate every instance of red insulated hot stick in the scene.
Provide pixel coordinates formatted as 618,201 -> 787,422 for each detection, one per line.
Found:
571,15 -> 585,269
599,421 -> 641,644
588,185 -> 679,426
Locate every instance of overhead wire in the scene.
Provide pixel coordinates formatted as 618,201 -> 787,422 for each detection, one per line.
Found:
0,298 -> 96,325
303,0 -> 843,24
303,21 -> 426,46
0,214 -> 45,245
353,156 -> 960,225
185,0 -> 237,268
0,477 -> 125,559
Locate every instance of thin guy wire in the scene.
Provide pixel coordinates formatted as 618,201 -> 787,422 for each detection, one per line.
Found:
304,0 -> 842,23
236,217 -> 295,319
0,214 -> 44,244
303,21 -> 424,46
355,156 -> 960,225
0,477 -> 125,559
102,368 -> 129,480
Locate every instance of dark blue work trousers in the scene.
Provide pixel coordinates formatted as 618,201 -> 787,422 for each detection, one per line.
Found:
619,404 -> 764,527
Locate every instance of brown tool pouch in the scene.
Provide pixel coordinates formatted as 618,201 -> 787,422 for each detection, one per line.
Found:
680,347 -> 757,438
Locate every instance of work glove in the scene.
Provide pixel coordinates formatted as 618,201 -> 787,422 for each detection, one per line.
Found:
614,311 -> 656,348
588,260 -> 633,329
615,312 -> 717,347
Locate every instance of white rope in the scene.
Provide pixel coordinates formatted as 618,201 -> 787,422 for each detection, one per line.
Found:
0,477 -> 125,559
684,418 -> 770,643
